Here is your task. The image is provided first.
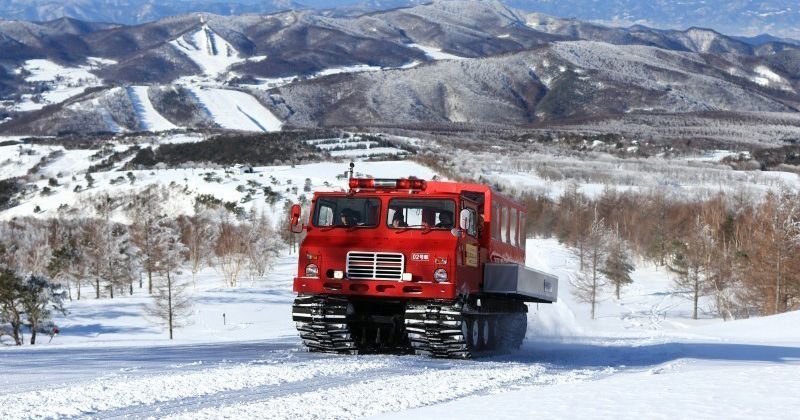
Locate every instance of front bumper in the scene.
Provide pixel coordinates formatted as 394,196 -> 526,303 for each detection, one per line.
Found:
293,277 -> 456,299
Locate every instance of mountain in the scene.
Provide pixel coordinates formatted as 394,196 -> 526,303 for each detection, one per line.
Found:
0,0 -> 798,143
2,0 -> 800,41
506,0 -> 800,39
0,0 -> 300,24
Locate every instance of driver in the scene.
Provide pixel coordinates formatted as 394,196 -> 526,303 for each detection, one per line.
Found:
339,208 -> 360,226
435,211 -> 453,228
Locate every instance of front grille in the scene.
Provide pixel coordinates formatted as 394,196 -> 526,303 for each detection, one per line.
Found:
346,251 -> 404,280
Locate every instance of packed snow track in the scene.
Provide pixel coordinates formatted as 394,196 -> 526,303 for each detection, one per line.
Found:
1,338 -> 617,419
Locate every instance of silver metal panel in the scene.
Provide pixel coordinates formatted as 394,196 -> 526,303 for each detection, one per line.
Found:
346,251 -> 405,280
483,263 -> 558,303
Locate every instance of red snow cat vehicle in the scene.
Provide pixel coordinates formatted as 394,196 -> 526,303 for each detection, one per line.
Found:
288,172 -> 558,359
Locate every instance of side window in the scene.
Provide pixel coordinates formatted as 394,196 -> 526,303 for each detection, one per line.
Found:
317,204 -> 334,226
492,203 -> 499,240
465,208 -> 478,237
510,208 -> 517,246
520,213 -> 527,249
501,206 -> 509,243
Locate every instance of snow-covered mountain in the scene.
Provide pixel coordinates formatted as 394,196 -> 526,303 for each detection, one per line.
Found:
0,1 -> 798,141
508,0 -> 800,39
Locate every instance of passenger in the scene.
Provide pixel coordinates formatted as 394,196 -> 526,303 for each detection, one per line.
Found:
392,211 -> 408,228
435,211 -> 453,229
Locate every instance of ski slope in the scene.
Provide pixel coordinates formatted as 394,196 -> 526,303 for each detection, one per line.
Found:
408,43 -> 466,60
127,86 -> 178,131
170,25 -> 244,76
188,87 -> 282,132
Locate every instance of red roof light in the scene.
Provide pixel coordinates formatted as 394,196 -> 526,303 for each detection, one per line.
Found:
348,178 -> 426,191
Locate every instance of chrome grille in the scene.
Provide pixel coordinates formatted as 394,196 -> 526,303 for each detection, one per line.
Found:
346,251 -> 404,280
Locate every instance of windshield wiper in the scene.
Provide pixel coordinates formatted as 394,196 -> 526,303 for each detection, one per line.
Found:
394,224 -> 432,234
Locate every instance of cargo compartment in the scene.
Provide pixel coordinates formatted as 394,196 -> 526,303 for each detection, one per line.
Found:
482,263 -> 558,303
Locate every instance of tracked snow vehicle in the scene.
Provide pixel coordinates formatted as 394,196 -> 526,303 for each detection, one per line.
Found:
288,176 -> 557,358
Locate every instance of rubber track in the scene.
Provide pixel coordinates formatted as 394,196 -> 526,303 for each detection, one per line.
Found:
405,300 -> 472,359
292,295 -> 357,354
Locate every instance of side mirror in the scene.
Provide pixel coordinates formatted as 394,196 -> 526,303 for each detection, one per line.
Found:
450,228 -> 463,238
289,204 -> 303,233
459,208 -> 471,231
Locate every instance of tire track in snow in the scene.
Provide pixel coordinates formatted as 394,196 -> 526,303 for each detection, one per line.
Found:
0,357 -> 388,419
167,362 -> 611,420
100,365 -> 406,419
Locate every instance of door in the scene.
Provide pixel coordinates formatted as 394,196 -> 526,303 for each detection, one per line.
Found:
456,194 -> 483,295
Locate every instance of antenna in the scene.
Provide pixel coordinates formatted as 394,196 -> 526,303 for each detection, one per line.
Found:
348,161 -> 355,179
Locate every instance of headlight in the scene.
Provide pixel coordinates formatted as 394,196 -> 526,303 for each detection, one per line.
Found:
434,268 -> 448,282
305,264 -> 319,278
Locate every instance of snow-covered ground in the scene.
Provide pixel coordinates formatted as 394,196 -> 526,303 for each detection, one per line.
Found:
2,235 -> 798,419
408,43 -> 466,61
6,59 -> 105,112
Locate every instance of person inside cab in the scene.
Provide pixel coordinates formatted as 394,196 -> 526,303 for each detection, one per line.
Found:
339,208 -> 360,226
391,211 -> 408,228
435,211 -> 453,229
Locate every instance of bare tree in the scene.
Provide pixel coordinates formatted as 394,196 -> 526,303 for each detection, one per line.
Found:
571,209 -> 610,319
215,220 -> 247,287
601,227 -> 634,300
668,217 -> 714,320
128,185 -> 165,294
178,210 -> 219,287
148,219 -> 190,340
245,209 -> 281,284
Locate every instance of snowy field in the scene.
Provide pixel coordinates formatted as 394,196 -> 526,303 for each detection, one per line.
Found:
1,238 -> 798,419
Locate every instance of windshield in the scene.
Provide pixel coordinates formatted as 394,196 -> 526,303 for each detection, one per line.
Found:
387,198 -> 455,229
313,197 -> 380,227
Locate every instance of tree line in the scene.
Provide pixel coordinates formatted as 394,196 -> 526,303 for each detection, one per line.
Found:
0,184 -> 284,344
521,186 -> 800,319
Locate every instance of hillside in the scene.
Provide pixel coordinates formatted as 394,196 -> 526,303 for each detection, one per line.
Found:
0,1 -> 798,143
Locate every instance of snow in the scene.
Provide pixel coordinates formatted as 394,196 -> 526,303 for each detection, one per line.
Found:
408,43 -> 466,60
6,59 -> 103,112
315,64 -> 383,77
127,86 -> 179,132
188,87 -> 282,132
170,25 -> 244,77
329,147 -> 408,157
1,235 -> 797,419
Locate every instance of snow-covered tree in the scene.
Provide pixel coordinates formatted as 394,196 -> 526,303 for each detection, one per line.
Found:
20,274 -> 66,345
0,267 -> 24,345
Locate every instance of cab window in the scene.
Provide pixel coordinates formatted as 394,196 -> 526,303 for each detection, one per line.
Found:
387,199 -> 455,229
313,197 -> 380,227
